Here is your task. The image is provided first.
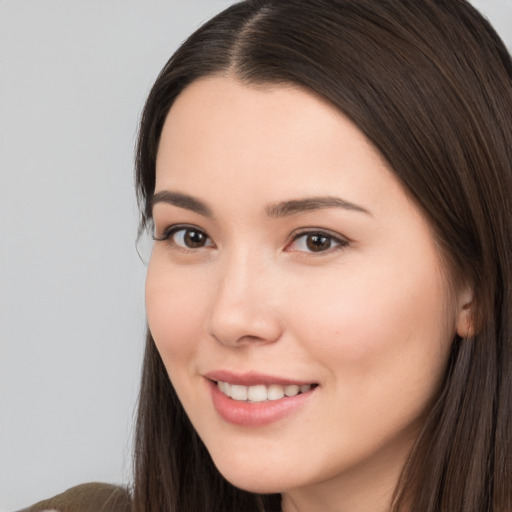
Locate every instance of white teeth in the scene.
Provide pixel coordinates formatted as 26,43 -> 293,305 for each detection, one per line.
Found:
217,381 -> 314,402
218,380 -> 231,396
247,384 -> 267,402
267,384 -> 285,400
284,384 -> 300,397
230,384 -> 248,401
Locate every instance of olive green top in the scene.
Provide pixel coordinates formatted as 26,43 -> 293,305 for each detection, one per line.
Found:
17,482 -> 131,512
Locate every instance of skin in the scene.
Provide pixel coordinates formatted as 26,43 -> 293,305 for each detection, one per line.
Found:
146,76 -> 473,512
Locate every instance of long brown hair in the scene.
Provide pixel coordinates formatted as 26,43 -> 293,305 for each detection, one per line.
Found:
133,1 -> 512,511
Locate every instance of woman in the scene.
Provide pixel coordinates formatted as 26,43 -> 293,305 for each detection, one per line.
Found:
23,0 -> 512,511
135,0 -> 512,511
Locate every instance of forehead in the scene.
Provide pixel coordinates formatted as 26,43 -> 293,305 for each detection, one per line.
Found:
155,76 -> 390,197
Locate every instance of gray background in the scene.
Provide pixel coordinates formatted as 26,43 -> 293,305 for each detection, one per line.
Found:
0,1 -> 510,510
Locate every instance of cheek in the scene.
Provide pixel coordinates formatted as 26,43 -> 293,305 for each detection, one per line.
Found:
287,255 -> 453,391
145,256 -> 207,362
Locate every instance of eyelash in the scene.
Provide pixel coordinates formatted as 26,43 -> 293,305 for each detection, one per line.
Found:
286,229 -> 349,254
153,224 -> 214,250
153,224 -> 349,254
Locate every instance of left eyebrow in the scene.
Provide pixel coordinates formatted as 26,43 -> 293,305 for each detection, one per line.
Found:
265,196 -> 372,218
151,190 -> 213,217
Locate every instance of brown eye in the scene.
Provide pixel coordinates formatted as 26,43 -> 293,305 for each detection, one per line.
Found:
287,231 -> 347,254
157,226 -> 213,249
305,234 -> 332,252
182,229 -> 209,248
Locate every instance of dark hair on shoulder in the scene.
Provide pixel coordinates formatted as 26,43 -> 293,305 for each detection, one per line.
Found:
134,1 -> 512,511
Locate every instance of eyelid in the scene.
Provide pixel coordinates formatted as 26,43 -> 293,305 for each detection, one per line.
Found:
152,223 -> 214,249
285,228 -> 349,253
152,223 -> 183,242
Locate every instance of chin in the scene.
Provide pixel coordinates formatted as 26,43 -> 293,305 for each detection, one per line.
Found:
221,472 -> 287,495
210,454 -> 294,494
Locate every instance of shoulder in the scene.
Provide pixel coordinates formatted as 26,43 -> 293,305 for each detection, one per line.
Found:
16,482 -> 131,512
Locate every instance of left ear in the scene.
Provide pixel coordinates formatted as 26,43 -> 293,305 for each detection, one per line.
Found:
455,285 -> 476,338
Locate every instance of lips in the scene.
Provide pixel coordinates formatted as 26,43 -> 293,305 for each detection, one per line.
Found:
204,370 -> 318,426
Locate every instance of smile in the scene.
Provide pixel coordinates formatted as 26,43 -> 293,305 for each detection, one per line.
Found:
204,371 -> 318,425
216,381 -> 314,402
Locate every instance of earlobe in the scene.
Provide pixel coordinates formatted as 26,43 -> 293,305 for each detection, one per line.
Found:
455,287 -> 476,338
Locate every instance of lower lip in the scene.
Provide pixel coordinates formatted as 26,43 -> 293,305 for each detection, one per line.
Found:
207,380 -> 316,427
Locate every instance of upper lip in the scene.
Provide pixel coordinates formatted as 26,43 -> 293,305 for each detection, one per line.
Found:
204,370 -> 316,387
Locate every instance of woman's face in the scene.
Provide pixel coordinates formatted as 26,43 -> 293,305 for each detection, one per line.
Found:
146,77 -> 470,509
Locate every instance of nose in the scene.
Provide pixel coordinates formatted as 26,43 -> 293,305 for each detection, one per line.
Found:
205,251 -> 284,347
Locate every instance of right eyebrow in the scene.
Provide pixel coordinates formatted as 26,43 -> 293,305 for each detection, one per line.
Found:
265,196 -> 372,218
151,190 -> 213,217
